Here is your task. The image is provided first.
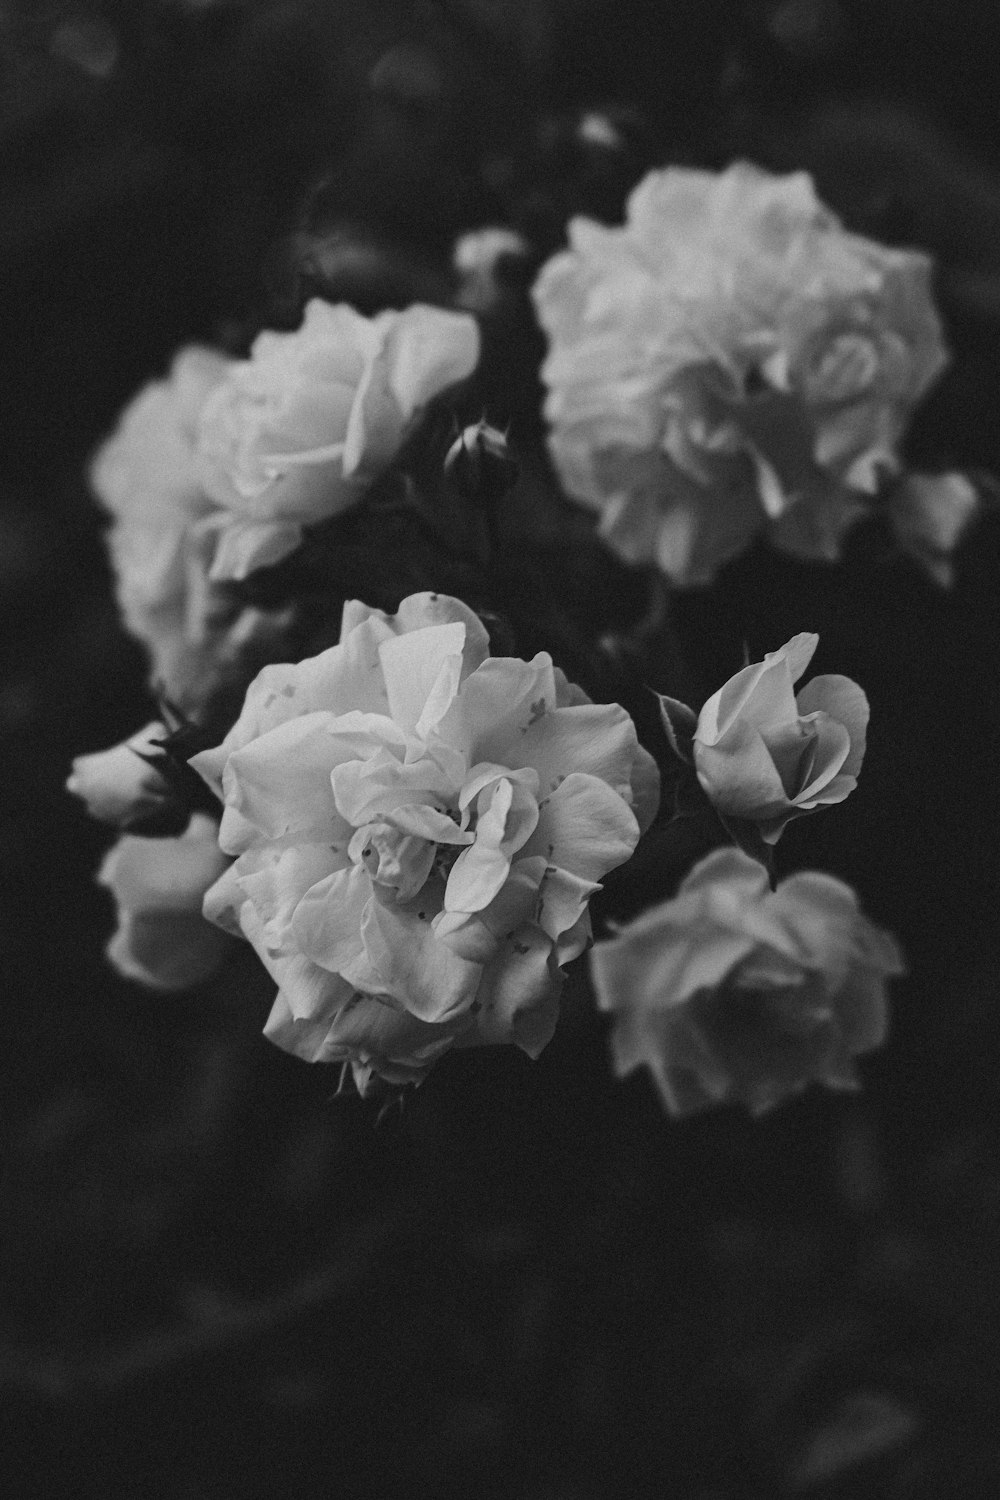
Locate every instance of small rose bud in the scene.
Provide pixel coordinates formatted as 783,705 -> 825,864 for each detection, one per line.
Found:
443,421 -> 519,507
67,723 -> 188,833
453,227 -> 532,313
576,112 -> 627,152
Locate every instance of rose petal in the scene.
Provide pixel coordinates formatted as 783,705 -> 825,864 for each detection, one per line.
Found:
362,897 -> 482,1022
795,674 -> 868,781
289,863 -> 371,976
521,771 -> 639,883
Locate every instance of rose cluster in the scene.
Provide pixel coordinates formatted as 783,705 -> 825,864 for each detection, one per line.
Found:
74,158 -> 924,1117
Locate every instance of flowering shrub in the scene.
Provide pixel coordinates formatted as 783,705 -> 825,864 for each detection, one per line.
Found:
590,847 -> 904,1116
188,591 -> 659,1092
194,300 -> 481,580
74,120 -> 963,1135
533,162 -> 948,584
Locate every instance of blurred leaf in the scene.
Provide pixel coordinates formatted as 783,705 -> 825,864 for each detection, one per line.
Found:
788,1391 -> 919,1490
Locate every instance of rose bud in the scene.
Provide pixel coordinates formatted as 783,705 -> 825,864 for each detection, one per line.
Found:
443,420 -> 519,506
688,633 -> 868,844
67,722 -> 189,834
453,227 -> 533,314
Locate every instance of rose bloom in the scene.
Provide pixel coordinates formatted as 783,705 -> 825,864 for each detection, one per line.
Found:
688,632 -> 867,843
190,591 -> 659,1093
90,345 -> 234,706
590,847 -> 904,1116
533,162 -> 948,585
99,814 -> 234,991
194,300 -> 481,581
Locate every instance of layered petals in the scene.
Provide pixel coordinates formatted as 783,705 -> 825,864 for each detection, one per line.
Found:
590,847 -> 904,1116
191,591 -> 659,1086
195,299 -> 480,579
688,634 -> 868,842
533,162 -> 948,586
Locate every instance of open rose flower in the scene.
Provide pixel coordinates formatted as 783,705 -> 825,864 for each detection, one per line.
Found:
194,300 -> 481,581
590,847 -> 904,1116
90,345 -> 234,704
190,591 -> 659,1092
533,162 -> 948,585
685,632 -> 868,843
98,814 -> 234,991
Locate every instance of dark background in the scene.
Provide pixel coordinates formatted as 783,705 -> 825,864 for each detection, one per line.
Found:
2,3 -> 1000,1496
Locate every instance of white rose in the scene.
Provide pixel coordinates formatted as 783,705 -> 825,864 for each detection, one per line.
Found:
690,632 -> 868,844
194,300 -> 481,580
90,346 -> 232,705
591,847 -> 904,1116
190,591 -> 659,1091
533,162 -> 948,584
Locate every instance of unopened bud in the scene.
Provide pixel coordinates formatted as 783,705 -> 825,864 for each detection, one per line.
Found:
443,421 -> 519,506
453,227 -> 532,313
67,722 -> 188,834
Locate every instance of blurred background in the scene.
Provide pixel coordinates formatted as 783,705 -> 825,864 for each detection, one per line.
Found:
3,3 -> 1000,1496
